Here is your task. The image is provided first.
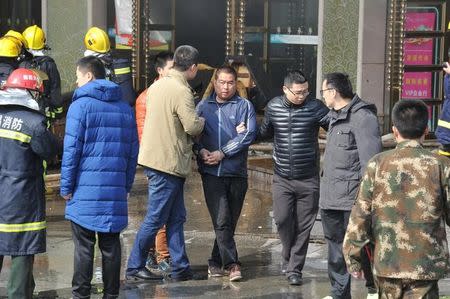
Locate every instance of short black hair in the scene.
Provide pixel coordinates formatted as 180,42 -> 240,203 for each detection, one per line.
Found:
324,72 -> 354,99
215,65 -> 237,81
77,56 -> 106,79
173,45 -> 199,71
284,70 -> 308,87
392,100 -> 428,139
154,51 -> 174,72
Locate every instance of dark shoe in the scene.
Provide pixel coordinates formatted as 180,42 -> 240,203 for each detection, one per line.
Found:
126,268 -> 164,281
287,273 -> 302,285
208,265 -> 225,277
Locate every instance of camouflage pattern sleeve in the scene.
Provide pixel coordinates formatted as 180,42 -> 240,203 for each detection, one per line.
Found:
342,142 -> 450,279
443,161 -> 450,226
343,157 -> 377,273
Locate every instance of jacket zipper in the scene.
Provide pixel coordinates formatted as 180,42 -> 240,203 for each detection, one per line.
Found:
288,107 -> 293,178
217,103 -> 222,176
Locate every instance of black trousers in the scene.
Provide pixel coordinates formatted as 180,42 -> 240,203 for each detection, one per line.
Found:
71,221 -> 121,299
201,174 -> 248,268
321,209 -> 375,299
272,174 -> 319,277
0,255 -> 35,299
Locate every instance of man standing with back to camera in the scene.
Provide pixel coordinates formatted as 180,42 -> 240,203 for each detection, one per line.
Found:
0,68 -> 59,299
344,99 -> 450,298
61,56 -> 138,299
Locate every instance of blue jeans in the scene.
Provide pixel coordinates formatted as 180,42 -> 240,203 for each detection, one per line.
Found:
126,168 -> 190,278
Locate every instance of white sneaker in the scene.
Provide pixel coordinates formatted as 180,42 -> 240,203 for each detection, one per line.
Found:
367,293 -> 379,299
322,296 -> 333,299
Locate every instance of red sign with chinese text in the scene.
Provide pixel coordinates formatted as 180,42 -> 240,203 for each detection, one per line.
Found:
402,12 -> 436,99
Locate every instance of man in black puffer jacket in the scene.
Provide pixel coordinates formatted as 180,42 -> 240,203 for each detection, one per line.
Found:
258,70 -> 329,285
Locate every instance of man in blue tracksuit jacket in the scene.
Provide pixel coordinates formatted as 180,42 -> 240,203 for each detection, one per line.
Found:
436,63 -> 450,156
195,65 -> 256,281
60,56 -> 138,299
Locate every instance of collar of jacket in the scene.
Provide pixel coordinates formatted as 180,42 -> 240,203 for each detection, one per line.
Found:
281,95 -> 311,108
0,88 -> 40,111
167,69 -> 189,88
73,79 -> 121,103
206,92 -> 239,104
329,94 -> 360,121
395,139 -> 422,149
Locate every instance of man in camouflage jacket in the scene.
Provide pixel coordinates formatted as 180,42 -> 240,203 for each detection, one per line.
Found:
343,99 -> 450,298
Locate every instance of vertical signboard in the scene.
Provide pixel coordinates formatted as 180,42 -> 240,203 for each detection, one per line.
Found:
402,11 -> 436,99
402,11 -> 437,128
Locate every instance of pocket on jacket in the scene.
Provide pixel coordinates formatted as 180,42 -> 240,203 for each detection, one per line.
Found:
335,180 -> 348,198
335,128 -> 355,148
335,179 -> 360,201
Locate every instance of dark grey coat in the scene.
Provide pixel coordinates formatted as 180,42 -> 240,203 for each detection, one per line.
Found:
319,95 -> 382,211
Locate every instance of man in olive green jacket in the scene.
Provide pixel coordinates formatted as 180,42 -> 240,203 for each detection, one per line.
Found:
126,45 -> 205,282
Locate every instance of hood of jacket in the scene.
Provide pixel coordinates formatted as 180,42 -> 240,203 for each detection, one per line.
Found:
72,79 -> 122,103
329,94 -> 377,121
0,88 -> 40,111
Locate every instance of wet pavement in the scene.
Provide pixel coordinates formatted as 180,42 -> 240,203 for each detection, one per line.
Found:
1,169 -> 450,298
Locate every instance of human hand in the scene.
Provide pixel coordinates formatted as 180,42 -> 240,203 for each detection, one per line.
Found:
350,271 -> 364,279
62,193 -> 72,201
236,122 -> 246,134
198,117 -> 206,128
199,148 -> 211,160
204,150 -> 224,165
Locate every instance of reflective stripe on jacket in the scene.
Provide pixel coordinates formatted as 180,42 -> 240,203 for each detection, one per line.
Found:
436,74 -> 450,147
0,102 -> 58,255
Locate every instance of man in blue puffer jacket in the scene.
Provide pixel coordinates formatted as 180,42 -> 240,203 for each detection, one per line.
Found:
195,65 -> 257,281
60,56 -> 139,299
436,62 -> 450,156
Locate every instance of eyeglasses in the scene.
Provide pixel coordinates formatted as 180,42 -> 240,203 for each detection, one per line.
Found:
319,88 -> 334,96
217,80 -> 236,86
285,86 -> 309,97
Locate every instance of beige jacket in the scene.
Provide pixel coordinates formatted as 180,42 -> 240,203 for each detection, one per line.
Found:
138,69 -> 204,177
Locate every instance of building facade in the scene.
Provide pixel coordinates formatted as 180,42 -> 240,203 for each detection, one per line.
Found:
1,0 -> 448,135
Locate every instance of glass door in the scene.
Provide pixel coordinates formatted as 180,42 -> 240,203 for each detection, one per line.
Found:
0,0 -> 41,34
108,0 -> 175,91
244,0 -> 319,98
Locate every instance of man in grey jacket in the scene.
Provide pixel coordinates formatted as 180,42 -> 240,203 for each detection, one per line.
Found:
320,72 -> 382,299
